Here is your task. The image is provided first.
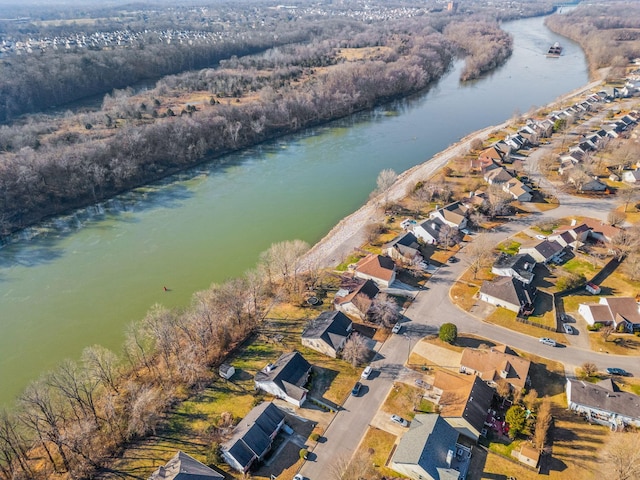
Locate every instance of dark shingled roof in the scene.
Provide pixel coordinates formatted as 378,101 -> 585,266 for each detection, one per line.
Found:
532,240 -> 564,260
492,253 -> 536,282
222,402 -> 285,472
302,311 -> 352,352
254,351 -> 311,402
568,379 -> 640,422
479,276 -> 537,309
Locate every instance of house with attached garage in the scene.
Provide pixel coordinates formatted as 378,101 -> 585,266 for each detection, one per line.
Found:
413,217 -> 459,246
301,310 -> 353,358
431,370 -> 495,442
334,279 -> 379,319
578,296 -> 640,332
221,402 -> 286,473
478,276 -> 537,315
459,345 -> 531,393
491,253 -> 536,284
384,231 -> 423,263
429,201 -> 469,230
254,351 -> 312,407
519,239 -> 565,264
390,414 -> 472,480
354,253 -> 396,288
149,451 -> 224,479
566,378 -> 640,429
622,169 -> 640,184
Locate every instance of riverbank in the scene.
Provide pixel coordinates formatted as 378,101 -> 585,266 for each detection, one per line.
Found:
301,76 -> 605,271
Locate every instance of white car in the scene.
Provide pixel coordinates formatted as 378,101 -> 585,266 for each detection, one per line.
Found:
293,475 -> 305,480
390,414 -> 409,427
391,323 -> 402,334
539,337 -> 556,347
535,234 -> 547,240
361,366 -> 373,379
562,324 -> 574,335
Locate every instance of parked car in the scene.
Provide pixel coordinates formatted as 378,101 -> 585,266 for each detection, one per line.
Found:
391,323 -> 402,334
415,378 -> 429,388
293,475 -> 305,480
351,382 -> 362,396
606,367 -> 630,376
447,256 -> 459,263
562,324 -> 574,335
539,337 -> 556,347
535,234 -> 547,240
390,414 -> 409,427
361,366 -> 373,379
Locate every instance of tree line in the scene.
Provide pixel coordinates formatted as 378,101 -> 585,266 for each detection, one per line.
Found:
0,18 -> 456,237
0,239 -> 315,479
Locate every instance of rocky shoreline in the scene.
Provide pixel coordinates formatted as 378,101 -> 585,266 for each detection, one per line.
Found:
301,77 -> 605,271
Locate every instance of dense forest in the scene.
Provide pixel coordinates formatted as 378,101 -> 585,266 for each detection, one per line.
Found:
0,0 -> 543,239
545,1 -> 640,77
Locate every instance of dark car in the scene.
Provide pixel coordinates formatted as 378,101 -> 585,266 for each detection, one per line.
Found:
448,256 -> 459,263
606,368 -> 631,376
351,381 -> 362,396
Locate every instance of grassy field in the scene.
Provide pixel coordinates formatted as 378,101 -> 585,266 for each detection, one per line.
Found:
588,332 -> 640,356
484,307 -> 563,342
355,427 -> 399,478
380,382 -> 424,421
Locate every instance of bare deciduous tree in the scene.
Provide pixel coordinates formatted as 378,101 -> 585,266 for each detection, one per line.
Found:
341,333 -> 369,367
533,397 -> 552,452
581,362 -> 598,377
465,234 -> 494,279
600,431 -> 640,480
375,168 -> 398,208
368,293 -> 401,328
522,388 -> 539,411
607,209 -> 627,227
495,378 -> 511,399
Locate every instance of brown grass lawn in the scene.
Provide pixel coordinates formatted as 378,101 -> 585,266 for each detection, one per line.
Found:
355,427 -> 399,478
380,382 -> 423,421
588,332 -> 640,356
449,265 -> 493,312
484,308 -> 564,342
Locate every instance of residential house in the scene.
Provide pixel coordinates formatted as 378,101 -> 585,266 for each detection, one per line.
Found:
484,167 -> 514,185
219,363 -> 235,380
149,451 -> 224,480
390,414 -> 472,480
431,371 -> 495,441
429,201 -> 470,230
334,279 -> 379,319
582,218 -> 621,243
519,239 -> 565,264
478,146 -> 508,166
354,253 -> 396,288
478,276 -> 537,315
622,169 -> 640,184
566,378 -> 640,428
513,443 -> 540,469
301,311 -> 353,358
505,133 -> 526,151
221,402 -> 286,473
504,178 -> 532,202
413,217 -> 456,246
384,231 -> 422,263
578,297 -> 640,331
568,175 -> 607,192
548,222 -> 591,249
254,351 -> 312,407
491,253 -> 536,284
459,345 -> 531,392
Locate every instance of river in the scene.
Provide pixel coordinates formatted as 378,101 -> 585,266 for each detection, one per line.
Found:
0,15 -> 588,404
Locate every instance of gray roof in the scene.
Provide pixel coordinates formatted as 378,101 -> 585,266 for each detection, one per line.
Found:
492,253 -> 536,282
530,240 -> 563,260
386,231 -> 421,256
149,451 -> 224,480
392,414 -> 460,479
480,276 -> 537,309
568,379 -> 640,421
254,351 -> 311,401
302,311 -> 352,352
223,402 -> 285,471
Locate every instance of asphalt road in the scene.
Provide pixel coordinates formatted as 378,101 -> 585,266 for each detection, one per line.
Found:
299,101 -> 638,479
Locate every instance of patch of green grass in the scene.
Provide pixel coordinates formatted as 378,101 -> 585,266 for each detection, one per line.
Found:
497,240 -> 521,255
488,437 -> 520,457
382,382 -> 423,420
336,253 -> 364,271
563,258 -> 598,276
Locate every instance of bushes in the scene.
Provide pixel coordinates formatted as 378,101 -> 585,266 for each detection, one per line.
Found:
439,323 -> 458,344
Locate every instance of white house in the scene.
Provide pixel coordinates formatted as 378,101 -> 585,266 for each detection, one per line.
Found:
566,378 -> 640,429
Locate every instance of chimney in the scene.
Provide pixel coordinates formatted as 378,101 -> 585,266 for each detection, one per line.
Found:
571,219 -> 577,226
446,449 -> 454,467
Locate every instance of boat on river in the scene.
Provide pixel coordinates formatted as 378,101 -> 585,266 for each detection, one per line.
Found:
546,42 -> 562,58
